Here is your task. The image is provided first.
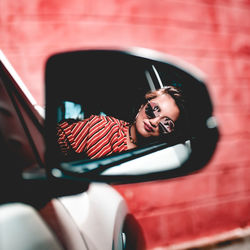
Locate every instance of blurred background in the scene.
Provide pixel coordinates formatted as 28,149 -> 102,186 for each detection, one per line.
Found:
1,0 -> 250,249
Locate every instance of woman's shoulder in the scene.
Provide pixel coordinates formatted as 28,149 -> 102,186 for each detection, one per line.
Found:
103,115 -> 130,126
88,115 -> 130,128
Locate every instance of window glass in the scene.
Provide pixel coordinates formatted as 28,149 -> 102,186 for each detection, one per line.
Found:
12,91 -> 45,167
0,76 -> 43,172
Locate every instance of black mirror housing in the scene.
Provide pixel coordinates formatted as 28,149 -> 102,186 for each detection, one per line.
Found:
45,47 -> 219,184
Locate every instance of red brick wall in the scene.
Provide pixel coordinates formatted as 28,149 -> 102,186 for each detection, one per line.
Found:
1,0 -> 250,249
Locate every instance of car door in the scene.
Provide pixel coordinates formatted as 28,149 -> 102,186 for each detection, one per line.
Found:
0,51 -> 130,250
0,53 -> 45,203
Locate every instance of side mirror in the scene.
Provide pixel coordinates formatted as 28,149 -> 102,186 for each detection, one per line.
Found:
45,47 -> 219,184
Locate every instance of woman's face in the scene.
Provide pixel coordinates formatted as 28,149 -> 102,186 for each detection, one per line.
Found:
135,94 -> 180,138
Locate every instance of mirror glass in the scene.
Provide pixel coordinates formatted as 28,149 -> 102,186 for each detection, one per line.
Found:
45,48 -> 217,180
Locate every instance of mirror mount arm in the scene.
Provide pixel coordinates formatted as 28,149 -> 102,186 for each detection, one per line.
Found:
10,171 -> 90,207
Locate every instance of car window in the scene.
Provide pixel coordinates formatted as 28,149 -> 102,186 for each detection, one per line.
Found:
11,88 -> 45,167
0,72 -> 44,173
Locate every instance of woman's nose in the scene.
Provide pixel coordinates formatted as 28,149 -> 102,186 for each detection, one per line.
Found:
149,117 -> 161,127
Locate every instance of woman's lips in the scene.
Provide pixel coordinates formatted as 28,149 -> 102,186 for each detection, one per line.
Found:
144,122 -> 153,132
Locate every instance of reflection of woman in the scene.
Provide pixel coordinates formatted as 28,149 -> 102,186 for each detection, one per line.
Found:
56,86 -> 185,160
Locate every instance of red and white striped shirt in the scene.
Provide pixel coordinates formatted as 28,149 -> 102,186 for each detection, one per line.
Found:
57,115 -> 129,159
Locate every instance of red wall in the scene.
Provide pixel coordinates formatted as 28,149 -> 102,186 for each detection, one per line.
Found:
1,0 -> 250,249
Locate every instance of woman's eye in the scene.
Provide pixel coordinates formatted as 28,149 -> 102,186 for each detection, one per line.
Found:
163,119 -> 174,127
153,106 -> 160,112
